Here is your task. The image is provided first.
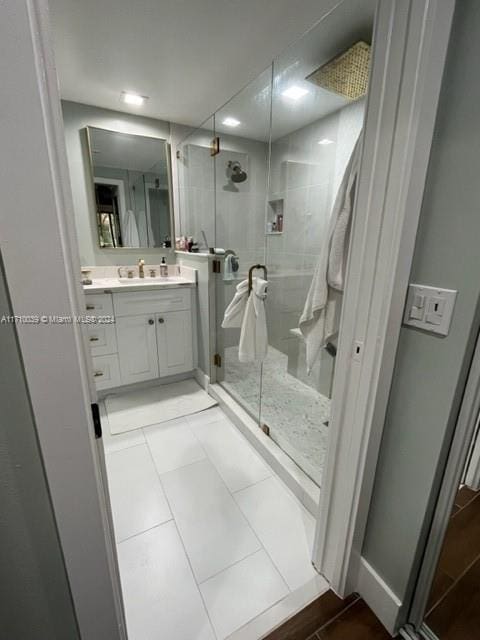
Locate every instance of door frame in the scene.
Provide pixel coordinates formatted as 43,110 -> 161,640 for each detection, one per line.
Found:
1,0 -> 456,635
312,0 -> 456,610
0,1 -> 125,638
464,412 -> 480,490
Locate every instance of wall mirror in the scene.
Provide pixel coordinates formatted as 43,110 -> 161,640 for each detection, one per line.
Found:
85,127 -> 173,249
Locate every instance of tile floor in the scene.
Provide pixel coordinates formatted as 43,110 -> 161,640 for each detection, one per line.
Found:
223,346 -> 330,486
101,403 -> 327,640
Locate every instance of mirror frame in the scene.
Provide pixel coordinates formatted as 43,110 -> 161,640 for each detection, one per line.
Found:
84,126 -> 175,250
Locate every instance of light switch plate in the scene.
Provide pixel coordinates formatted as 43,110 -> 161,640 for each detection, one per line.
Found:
403,284 -> 457,336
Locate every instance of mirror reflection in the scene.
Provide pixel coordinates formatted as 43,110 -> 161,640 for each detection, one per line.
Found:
86,127 -> 173,249
423,411 -> 480,639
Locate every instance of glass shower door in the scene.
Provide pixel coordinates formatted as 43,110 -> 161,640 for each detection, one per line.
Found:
261,21 -> 368,486
213,66 -> 273,422
212,8 -> 372,488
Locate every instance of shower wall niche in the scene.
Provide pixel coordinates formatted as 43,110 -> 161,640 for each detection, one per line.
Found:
176,5 -> 372,488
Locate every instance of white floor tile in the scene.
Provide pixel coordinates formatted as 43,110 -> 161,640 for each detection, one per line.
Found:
234,477 -> 318,591
161,459 -> 261,582
227,575 -> 329,640
200,550 -> 289,639
186,406 -> 225,429
101,403 -> 146,453
144,418 -> 206,474
106,445 -> 171,542
191,417 -> 271,492
118,522 -> 215,640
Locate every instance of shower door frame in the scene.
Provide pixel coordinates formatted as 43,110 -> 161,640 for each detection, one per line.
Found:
311,0 -> 456,632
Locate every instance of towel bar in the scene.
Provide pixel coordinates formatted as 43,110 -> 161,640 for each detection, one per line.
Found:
248,264 -> 267,293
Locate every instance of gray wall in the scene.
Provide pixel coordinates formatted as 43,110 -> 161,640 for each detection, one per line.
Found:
362,0 -> 480,604
62,100 -> 174,266
0,258 -> 79,639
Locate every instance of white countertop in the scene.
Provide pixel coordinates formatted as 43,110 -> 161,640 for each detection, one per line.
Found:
83,276 -> 195,293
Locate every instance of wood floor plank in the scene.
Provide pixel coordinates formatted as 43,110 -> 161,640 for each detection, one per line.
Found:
454,486 -> 478,509
426,556 -> 480,640
426,567 -> 454,612
437,493 -> 480,579
263,591 -> 358,640
317,599 -> 390,640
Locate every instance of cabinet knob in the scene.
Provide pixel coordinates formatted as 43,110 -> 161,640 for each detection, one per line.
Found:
158,317 -> 164,324
148,318 -> 154,325
94,371 -> 104,377
86,304 -> 95,310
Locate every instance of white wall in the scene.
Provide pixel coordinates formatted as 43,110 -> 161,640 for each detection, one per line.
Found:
362,0 -> 480,613
0,257 -> 79,639
62,100 -> 174,265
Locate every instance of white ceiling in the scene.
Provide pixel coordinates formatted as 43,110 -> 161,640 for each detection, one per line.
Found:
49,0 -> 376,136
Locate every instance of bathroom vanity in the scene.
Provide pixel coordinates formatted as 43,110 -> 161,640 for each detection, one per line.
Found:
84,277 -> 196,391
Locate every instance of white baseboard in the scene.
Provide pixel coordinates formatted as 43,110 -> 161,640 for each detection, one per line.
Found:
356,557 -> 402,634
194,367 -> 210,391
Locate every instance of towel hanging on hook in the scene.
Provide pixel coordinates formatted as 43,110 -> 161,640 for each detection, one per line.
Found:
248,264 -> 267,293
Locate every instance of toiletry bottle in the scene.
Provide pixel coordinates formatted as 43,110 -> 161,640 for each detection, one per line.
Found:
160,257 -> 168,278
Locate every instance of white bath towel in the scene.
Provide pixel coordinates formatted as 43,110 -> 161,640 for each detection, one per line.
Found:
223,254 -> 235,282
222,278 -> 249,328
239,278 -> 268,363
121,209 -> 140,247
222,277 -> 268,363
299,133 -> 363,372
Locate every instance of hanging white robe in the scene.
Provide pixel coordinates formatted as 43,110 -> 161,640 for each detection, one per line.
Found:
299,133 -> 363,372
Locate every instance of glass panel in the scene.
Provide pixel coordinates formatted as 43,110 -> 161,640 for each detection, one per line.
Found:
262,14 -> 371,485
176,116 -> 215,252
213,66 -> 273,421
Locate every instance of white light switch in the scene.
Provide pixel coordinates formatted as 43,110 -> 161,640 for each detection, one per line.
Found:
403,284 -> 457,336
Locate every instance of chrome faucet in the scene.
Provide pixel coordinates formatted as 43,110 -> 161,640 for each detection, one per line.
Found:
138,258 -> 145,278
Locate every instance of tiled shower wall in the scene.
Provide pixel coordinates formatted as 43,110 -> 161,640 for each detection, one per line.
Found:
178,100 -> 364,375
266,99 -> 365,356
177,131 -> 268,269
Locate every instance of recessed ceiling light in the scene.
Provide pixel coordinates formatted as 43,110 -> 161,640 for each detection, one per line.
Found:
222,117 -> 241,127
120,91 -> 148,106
281,86 -> 309,100
318,138 -> 334,145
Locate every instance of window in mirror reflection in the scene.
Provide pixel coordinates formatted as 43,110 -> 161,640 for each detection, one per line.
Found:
86,127 -> 173,249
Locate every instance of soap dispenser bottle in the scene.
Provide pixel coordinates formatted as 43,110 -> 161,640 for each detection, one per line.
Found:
160,257 -> 168,278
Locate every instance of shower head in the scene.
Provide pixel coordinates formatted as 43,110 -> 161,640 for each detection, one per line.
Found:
306,41 -> 371,101
228,160 -> 247,183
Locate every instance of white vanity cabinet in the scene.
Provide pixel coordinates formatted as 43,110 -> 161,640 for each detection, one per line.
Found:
84,286 -> 195,391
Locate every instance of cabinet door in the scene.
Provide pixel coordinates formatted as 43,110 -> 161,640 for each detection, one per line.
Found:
117,315 -> 159,385
156,310 -> 193,377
